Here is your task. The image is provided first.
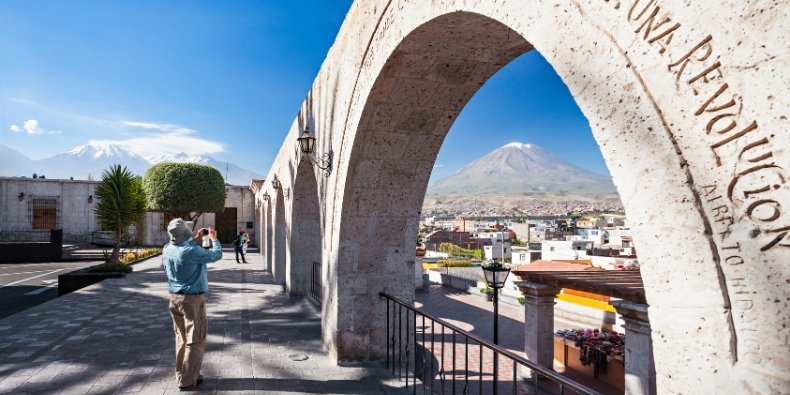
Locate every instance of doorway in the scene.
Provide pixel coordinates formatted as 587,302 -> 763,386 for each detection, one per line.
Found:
215,207 -> 237,246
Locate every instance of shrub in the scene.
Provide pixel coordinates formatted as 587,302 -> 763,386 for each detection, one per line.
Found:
118,248 -> 162,264
436,259 -> 474,267
143,162 -> 225,221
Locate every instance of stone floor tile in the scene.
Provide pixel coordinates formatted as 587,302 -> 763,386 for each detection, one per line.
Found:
0,253 -> 409,395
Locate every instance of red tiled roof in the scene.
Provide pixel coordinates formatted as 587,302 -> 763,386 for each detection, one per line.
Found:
513,260 -> 602,272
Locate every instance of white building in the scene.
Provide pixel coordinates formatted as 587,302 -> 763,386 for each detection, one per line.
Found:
0,177 -> 100,243
605,227 -> 632,246
480,230 -> 511,261
576,227 -> 604,245
511,245 -> 540,265
541,239 -> 591,261
0,176 -> 257,247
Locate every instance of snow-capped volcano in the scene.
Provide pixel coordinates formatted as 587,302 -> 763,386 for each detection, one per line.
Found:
427,142 -> 618,198
66,143 -> 142,159
150,152 -> 210,164
40,143 -> 151,179
0,143 -> 263,185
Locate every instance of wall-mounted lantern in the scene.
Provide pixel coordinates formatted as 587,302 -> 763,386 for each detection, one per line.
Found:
17,192 -> 25,201
88,195 -> 93,203
297,127 -> 332,176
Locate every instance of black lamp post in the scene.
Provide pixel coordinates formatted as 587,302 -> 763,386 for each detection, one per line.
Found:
482,259 -> 511,393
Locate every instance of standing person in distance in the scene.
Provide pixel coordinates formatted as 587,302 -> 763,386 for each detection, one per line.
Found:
162,218 -> 222,391
241,232 -> 250,256
233,231 -> 247,264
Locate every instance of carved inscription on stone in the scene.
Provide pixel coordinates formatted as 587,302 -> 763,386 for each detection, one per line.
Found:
599,0 -> 788,366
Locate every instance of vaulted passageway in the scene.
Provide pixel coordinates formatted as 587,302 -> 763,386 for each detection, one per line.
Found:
288,158 -> 322,297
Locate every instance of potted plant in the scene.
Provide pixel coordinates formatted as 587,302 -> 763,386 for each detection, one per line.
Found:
480,286 -> 494,301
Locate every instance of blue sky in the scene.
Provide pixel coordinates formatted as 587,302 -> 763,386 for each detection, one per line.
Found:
0,1 -> 608,178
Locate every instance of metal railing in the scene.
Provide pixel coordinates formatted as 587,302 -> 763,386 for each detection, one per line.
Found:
310,261 -> 322,303
381,293 -> 602,395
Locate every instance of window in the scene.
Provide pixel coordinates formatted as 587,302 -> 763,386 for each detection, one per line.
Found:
520,253 -> 527,261
30,197 -> 59,229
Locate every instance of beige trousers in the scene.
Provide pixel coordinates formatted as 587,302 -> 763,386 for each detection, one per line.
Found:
169,293 -> 207,387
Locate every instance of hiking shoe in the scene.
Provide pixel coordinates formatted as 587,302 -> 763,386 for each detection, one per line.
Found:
179,375 -> 204,391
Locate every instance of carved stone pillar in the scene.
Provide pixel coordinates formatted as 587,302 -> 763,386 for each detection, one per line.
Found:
610,300 -> 656,395
516,281 -> 561,370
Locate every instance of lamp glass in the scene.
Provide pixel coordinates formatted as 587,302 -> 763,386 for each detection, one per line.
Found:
482,261 -> 511,289
272,177 -> 281,189
297,130 -> 315,154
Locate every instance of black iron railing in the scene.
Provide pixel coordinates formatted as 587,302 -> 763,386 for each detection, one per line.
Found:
310,261 -> 322,303
381,292 -> 602,395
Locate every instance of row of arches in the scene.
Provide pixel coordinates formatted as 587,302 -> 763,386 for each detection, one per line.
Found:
252,2 -> 787,393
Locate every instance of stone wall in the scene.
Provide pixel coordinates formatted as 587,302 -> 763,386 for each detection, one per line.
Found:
0,229 -> 63,263
0,177 -> 98,243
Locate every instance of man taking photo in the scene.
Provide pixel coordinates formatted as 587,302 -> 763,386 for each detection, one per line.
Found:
162,218 -> 222,391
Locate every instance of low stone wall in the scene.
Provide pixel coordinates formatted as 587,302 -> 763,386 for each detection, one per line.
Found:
0,229 -> 62,263
58,270 -> 125,296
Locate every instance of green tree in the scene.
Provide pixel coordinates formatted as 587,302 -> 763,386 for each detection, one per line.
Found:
142,162 -> 225,222
94,164 -> 147,265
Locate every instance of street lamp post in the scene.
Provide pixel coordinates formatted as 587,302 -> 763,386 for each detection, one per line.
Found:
482,259 -> 511,393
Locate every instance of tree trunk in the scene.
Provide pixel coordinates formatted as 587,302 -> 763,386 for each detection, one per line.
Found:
108,229 -> 122,265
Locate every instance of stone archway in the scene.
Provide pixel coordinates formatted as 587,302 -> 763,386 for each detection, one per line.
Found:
257,2 -> 788,393
287,159 -> 322,297
273,187 -> 286,283
265,197 -> 273,273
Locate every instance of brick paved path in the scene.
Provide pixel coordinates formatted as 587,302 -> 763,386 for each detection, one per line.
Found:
0,251 -> 407,394
408,285 -> 619,395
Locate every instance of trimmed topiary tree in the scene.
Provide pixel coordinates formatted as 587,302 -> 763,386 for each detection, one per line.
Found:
94,164 -> 147,265
142,162 -> 226,222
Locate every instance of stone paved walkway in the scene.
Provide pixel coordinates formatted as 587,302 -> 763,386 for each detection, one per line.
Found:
414,286 -> 621,395
0,251 -> 407,394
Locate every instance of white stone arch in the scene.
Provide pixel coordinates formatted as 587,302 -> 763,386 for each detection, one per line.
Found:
287,157 -> 323,297
264,197 -> 273,273
272,186 -> 287,283
259,1 -> 788,392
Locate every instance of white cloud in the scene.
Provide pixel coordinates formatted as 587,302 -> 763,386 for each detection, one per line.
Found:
9,119 -> 45,135
121,121 -> 195,134
89,121 -> 224,160
433,164 -> 445,168
7,98 -> 39,106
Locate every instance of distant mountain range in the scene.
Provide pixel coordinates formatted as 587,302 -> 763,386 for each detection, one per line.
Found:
0,143 -> 263,186
427,142 -> 618,199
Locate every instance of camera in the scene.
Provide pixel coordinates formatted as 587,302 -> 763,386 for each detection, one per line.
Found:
202,229 -> 209,235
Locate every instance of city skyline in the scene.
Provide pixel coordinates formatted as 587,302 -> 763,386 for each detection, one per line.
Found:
0,1 -> 609,179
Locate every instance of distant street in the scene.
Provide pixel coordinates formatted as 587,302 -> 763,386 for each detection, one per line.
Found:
0,261 -> 99,320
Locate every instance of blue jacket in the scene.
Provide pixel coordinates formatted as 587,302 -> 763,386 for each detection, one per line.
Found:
163,238 -> 222,294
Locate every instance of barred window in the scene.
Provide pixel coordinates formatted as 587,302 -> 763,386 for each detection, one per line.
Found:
29,196 -> 60,229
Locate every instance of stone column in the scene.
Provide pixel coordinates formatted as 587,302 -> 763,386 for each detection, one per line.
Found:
515,281 -> 560,370
610,300 -> 656,395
